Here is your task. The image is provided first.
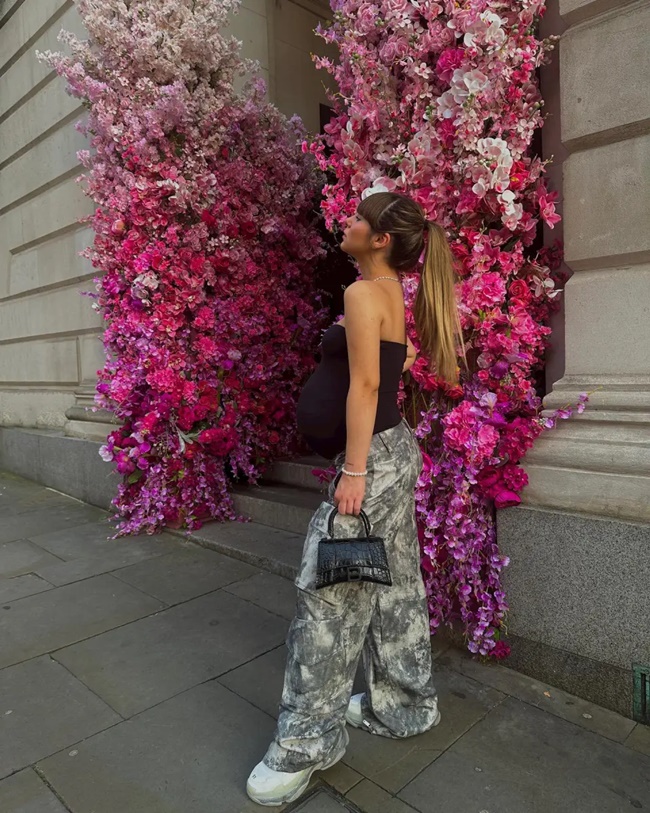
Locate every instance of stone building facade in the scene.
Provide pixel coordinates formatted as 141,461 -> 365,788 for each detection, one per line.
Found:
1,0 -> 648,720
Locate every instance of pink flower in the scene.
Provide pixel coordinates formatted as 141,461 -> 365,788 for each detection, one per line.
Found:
464,272 -> 507,312
494,489 -> 521,509
539,193 -> 561,228
509,279 -> 531,303
477,466 -> 500,490
491,640 -> 511,660
436,48 -> 464,83
502,464 -> 529,491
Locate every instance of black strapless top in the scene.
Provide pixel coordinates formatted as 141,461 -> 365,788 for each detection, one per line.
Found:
296,323 -> 407,459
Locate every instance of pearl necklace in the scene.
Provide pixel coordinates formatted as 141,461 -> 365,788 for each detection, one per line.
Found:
373,276 -> 401,283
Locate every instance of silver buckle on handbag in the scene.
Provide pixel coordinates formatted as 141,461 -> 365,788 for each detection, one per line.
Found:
347,567 -> 362,582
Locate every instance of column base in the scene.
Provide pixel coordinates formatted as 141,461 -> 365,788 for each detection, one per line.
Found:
522,374 -> 650,522
64,385 -> 118,443
497,504 -> 650,720
0,426 -> 118,510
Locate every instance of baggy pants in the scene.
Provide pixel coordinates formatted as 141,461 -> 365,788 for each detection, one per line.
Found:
263,418 -> 439,773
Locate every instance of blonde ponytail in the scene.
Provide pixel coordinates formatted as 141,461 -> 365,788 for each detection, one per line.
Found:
355,193 -> 465,382
414,222 -> 464,385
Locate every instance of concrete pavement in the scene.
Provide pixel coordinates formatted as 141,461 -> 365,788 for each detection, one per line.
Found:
1,470 -> 649,813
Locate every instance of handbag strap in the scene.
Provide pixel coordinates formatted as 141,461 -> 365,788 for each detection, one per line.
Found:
326,505 -> 372,538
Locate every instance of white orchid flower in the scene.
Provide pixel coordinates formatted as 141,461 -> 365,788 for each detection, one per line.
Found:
361,181 -> 391,199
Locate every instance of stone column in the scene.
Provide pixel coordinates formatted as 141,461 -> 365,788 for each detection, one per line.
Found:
497,0 -> 650,720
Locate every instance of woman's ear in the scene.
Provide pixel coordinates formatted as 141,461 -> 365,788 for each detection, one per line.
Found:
372,231 -> 391,250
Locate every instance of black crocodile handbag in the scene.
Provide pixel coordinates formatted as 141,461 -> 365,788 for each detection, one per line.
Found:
316,505 -> 392,589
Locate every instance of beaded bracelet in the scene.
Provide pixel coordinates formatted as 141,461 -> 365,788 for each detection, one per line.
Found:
341,467 -> 367,477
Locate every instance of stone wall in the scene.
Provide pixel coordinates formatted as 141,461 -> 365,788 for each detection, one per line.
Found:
0,0 -> 333,435
499,0 -> 650,719
0,0 -> 96,430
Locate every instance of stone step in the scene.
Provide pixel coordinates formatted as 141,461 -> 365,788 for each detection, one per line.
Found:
231,483 -> 324,536
261,456 -> 332,491
177,517 -> 304,581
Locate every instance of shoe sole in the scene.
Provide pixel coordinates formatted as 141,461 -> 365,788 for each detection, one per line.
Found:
245,749 -> 345,807
345,708 -> 442,732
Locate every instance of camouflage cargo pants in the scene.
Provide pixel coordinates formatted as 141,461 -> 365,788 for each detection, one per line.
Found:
263,418 -> 439,773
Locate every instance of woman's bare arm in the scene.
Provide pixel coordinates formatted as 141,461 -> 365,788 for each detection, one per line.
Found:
334,281 -> 381,514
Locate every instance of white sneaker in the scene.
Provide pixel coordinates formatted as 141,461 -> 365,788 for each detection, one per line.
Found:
345,693 -> 442,731
246,749 -> 344,807
345,693 -> 365,728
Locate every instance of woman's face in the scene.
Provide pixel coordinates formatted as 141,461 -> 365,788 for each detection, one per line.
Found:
340,210 -> 374,258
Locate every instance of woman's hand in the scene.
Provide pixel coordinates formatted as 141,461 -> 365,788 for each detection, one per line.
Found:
334,473 -> 366,516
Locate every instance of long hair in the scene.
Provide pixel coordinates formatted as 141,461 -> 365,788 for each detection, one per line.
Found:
356,192 -> 464,384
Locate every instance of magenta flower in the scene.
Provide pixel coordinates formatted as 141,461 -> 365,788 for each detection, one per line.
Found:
494,490 -> 521,509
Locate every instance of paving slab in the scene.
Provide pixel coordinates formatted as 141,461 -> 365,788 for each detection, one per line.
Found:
223,571 -> 298,620
33,545 -> 187,587
398,696 -> 650,813
0,503 -> 108,545
37,680 -> 279,813
218,644 -> 288,718
0,768 -> 69,813
626,723 -> 650,757
0,540 -> 63,578
342,667 -> 504,794
111,547 -> 259,605
0,656 -> 120,779
0,474 -> 55,500
0,573 -> 53,603
316,762 -> 364,799
26,522 -> 180,561
0,489 -> 75,518
0,474 -> 67,500
0,573 -> 164,669
291,787 -> 355,811
346,779 -> 418,813
439,646 -> 638,743
54,589 -> 289,716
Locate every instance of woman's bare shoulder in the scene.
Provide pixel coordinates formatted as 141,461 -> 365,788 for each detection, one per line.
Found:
343,279 -> 383,308
343,279 -> 376,297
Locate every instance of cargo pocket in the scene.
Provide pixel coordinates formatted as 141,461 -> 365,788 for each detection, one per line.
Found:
285,616 -> 343,706
377,596 -> 432,690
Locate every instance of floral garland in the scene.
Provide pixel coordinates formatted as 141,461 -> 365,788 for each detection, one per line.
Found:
38,0 -> 327,535
307,0 -> 586,656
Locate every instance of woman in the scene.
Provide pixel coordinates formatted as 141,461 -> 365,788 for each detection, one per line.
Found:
246,191 -> 463,807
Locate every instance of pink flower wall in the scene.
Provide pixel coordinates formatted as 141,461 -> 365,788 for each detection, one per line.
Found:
38,0 -> 328,535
